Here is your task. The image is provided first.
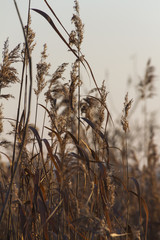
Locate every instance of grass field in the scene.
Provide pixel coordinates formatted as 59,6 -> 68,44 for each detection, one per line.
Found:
0,1 -> 160,239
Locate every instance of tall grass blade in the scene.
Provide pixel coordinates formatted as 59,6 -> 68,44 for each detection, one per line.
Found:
29,126 -> 49,183
42,138 -> 61,172
130,191 -> 149,240
130,177 -> 142,224
32,9 -> 81,61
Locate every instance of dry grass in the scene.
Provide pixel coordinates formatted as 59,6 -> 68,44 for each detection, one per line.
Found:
0,0 -> 160,239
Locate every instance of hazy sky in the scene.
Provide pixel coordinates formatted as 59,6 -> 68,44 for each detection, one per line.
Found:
1,0 -> 160,120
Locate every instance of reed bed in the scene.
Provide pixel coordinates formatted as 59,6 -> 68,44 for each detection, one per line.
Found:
0,1 -> 160,239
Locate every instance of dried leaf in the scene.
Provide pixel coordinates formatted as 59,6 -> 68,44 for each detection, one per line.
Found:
42,138 -> 61,173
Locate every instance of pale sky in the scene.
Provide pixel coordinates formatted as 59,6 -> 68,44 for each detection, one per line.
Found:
1,0 -> 160,122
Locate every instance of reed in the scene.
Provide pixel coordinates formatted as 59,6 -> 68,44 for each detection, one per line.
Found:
0,1 -> 160,239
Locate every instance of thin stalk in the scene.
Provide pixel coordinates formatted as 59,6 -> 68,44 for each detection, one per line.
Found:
9,58 -> 25,239
75,1 -> 81,205
124,133 -> 129,239
31,94 -> 39,157
24,71 -> 28,119
0,0 -> 32,224
76,51 -> 81,212
44,0 -> 70,37
41,101 -> 48,139
143,87 -> 148,164
75,5 -> 81,238
121,93 -> 133,238
23,0 -> 31,124
77,55 -> 81,143
11,0 -> 31,180
11,58 -> 25,177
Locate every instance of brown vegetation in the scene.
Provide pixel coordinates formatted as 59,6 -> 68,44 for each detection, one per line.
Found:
0,1 -> 160,239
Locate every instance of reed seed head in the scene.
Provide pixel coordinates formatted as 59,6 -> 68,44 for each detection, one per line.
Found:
121,92 -> 133,132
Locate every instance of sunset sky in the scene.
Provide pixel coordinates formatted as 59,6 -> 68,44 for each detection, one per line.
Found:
1,0 -> 160,120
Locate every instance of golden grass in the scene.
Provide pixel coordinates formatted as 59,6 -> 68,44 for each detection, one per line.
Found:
0,0 -> 160,239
